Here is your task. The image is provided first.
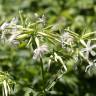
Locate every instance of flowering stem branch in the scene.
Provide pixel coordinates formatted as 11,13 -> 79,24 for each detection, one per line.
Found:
40,58 -> 46,96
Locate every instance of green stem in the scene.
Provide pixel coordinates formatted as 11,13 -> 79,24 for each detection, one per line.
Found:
82,31 -> 96,39
40,58 -> 46,96
19,10 -> 24,27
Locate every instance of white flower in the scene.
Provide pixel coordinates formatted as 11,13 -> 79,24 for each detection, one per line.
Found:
61,32 -> 74,48
33,45 -> 48,60
51,23 -> 60,31
0,22 -> 10,30
9,17 -> 18,32
0,17 -> 19,45
10,17 -> 18,25
81,40 -> 96,59
85,59 -> 96,72
0,17 -> 18,31
38,15 -> 46,25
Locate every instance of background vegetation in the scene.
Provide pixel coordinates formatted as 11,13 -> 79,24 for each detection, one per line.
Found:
0,0 -> 96,96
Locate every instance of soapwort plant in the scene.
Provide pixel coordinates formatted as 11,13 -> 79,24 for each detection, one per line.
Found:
0,13 -> 66,95
0,12 -> 96,95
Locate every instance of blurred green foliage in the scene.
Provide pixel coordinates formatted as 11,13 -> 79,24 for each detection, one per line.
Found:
0,0 -> 96,96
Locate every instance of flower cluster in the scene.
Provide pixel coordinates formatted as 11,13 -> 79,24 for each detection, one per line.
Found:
0,17 -> 20,45
33,45 -> 48,60
80,40 -> 96,72
0,17 -> 18,31
61,32 -> 74,48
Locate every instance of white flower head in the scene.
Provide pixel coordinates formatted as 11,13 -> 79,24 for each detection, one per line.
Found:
10,17 -> 18,32
61,32 -> 74,48
85,59 -> 96,73
0,22 -> 10,31
0,17 -> 18,31
38,15 -> 46,25
51,23 -> 60,31
10,17 -> 18,25
0,17 -> 19,45
33,45 -> 48,60
81,40 -> 96,60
